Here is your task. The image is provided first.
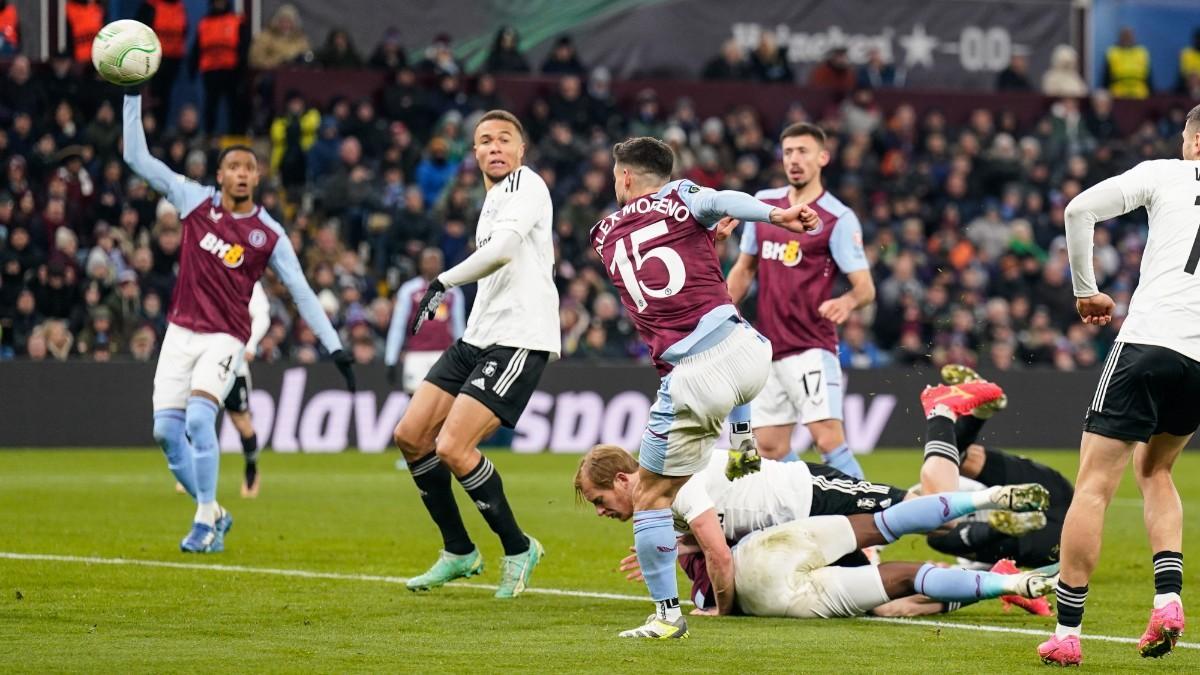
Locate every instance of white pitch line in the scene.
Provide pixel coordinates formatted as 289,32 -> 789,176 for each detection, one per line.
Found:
3,551 -> 1197,650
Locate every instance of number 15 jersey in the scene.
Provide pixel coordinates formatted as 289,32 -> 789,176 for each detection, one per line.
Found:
1108,159 -> 1200,362
591,179 -> 738,374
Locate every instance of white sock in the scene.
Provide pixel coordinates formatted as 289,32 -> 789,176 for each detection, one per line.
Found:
729,421 -> 753,450
1055,623 -> 1082,639
195,501 -> 218,526
1154,592 -> 1182,609
657,600 -> 682,622
928,403 -> 958,421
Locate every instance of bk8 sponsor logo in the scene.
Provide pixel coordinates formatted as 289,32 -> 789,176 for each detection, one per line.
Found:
199,232 -> 246,268
761,240 -> 802,267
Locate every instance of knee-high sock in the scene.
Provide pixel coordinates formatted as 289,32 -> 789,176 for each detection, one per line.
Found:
457,456 -> 527,556
914,564 -> 1014,602
873,492 -> 982,543
954,415 -> 986,455
153,409 -> 196,498
186,396 -> 221,508
821,443 -> 864,479
408,453 -> 474,555
633,508 -> 680,611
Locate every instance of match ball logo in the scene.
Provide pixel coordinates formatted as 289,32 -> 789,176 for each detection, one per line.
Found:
762,240 -> 802,267
199,232 -> 246,269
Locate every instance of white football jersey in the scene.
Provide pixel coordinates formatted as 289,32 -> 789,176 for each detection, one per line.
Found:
462,166 -> 561,356
672,453 -> 814,543
1112,160 -> 1200,362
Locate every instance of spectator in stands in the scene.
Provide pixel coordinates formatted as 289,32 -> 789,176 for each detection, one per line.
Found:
2,56 -> 44,119
191,0 -> 251,133
413,137 -> 457,207
857,48 -> 906,89
483,25 -> 530,74
1041,44 -> 1088,98
270,91 -> 320,194
381,67 -> 435,139
469,73 -> 507,112
43,319 -> 73,361
317,28 -> 364,68
248,3 -> 311,69
1177,28 -> 1200,93
751,32 -> 794,84
0,0 -> 20,56
1103,26 -> 1151,99
2,288 -> 39,356
808,46 -> 855,92
542,35 -> 586,76
40,51 -> 80,111
628,89 -> 664,139
369,27 -> 407,71
64,0 -> 105,67
416,33 -> 463,77
136,0 -> 188,115
995,54 -> 1033,91
702,39 -> 753,81
547,75 -> 593,134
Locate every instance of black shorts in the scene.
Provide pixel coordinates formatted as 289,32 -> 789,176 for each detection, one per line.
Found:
223,374 -> 250,413
425,339 -> 549,428
1085,342 -> 1200,443
806,462 -> 909,516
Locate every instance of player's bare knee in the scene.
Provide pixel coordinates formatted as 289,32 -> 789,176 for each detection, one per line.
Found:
757,439 -> 790,460
392,419 -> 434,457
808,421 -> 845,452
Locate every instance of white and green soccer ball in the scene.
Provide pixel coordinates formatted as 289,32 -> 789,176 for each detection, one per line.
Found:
92,19 -> 162,86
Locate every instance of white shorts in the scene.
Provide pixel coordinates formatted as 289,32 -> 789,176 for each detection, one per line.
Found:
639,322 -> 772,477
752,348 -> 844,428
403,350 -> 444,394
733,516 -> 890,618
152,323 -> 245,411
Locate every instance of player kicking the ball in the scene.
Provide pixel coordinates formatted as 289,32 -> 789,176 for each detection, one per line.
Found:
124,93 -> 354,553
591,137 -> 821,639
1037,104 -> 1200,666
392,110 -> 557,598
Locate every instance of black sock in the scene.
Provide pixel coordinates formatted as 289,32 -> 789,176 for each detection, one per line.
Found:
242,434 -> 258,483
923,415 -> 960,467
1056,581 -> 1088,628
409,453 -> 474,555
458,456 -> 528,556
926,522 -> 1006,558
954,415 -> 986,455
1153,551 -> 1183,595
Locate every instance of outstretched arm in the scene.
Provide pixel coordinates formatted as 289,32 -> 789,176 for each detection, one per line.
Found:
123,94 -> 211,215
675,180 -> 820,234
438,230 -> 522,288
268,239 -> 343,355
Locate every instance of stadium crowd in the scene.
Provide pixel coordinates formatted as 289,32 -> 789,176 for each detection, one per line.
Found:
1,7 -> 1197,371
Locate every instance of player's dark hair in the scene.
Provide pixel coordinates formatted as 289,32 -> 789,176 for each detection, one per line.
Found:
780,122 -> 827,146
1187,104 -> 1200,133
216,144 -> 257,168
573,444 -> 639,503
612,137 -> 675,179
476,109 -> 526,142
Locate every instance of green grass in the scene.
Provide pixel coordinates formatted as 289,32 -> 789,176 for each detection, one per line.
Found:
0,449 -> 1196,673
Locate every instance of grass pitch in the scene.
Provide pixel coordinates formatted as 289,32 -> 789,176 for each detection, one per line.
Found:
0,448 -> 1197,673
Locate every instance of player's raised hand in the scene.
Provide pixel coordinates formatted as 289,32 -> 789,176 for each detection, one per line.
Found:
619,546 -> 644,582
714,217 -> 740,242
331,349 -> 357,392
1076,293 -> 1115,326
409,279 -> 447,335
769,203 -> 821,234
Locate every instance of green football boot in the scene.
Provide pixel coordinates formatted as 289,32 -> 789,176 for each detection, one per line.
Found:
406,548 -> 484,591
495,536 -> 544,598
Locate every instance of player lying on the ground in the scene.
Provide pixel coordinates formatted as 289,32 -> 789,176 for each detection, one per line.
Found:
575,444 -> 1053,618
919,366 -> 1075,574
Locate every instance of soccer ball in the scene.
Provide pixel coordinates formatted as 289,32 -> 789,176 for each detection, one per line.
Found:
92,20 -> 162,86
